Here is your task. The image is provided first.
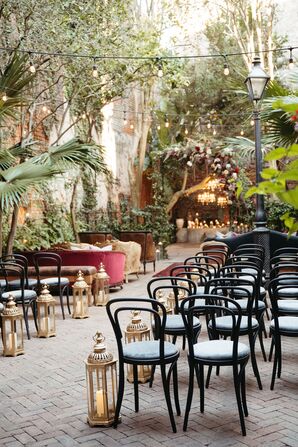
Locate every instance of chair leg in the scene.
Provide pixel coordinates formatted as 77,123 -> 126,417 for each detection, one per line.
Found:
66,286 -> 71,314
240,366 -> 248,417
114,361 -> 125,428
248,331 -> 262,390
199,364 -> 205,413
277,339 -> 282,379
258,325 -> 267,362
133,364 -> 139,412
59,287 -> 65,320
182,335 -> 186,350
269,336 -> 274,362
32,301 -> 38,332
183,362 -> 195,431
270,334 -> 279,390
149,365 -> 156,388
206,365 -> 212,388
233,364 -> 246,436
22,302 -> 30,340
160,363 -> 176,433
172,362 -> 180,416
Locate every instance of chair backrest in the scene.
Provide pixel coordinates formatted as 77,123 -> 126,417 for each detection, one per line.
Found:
33,252 -> 62,280
147,276 -> 196,314
0,262 -> 25,293
274,247 -> 298,257
270,263 -> 298,281
106,297 -> 169,360
228,253 -> 263,271
206,276 -> 255,312
184,256 -> 221,277
192,252 -> 224,269
196,247 -> 228,265
1,254 -> 29,287
180,294 -> 242,359
233,247 -> 264,262
170,264 -> 212,284
270,255 -> 298,269
237,243 -> 264,253
268,277 -> 298,320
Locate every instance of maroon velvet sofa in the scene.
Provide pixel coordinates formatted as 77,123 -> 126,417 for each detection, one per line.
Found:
22,249 -> 126,288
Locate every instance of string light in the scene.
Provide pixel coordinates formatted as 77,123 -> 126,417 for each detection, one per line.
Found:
29,55 -> 36,74
165,115 -> 169,128
157,58 -> 163,78
250,119 -> 254,126
130,121 -> 134,130
123,111 -> 127,125
2,92 -> 8,102
42,105 -> 47,112
240,129 -> 244,135
207,122 -> 211,129
185,127 -> 189,135
288,47 -> 294,69
92,58 -> 98,78
157,124 -> 161,130
81,112 -> 87,119
213,128 -> 217,136
223,56 -> 229,76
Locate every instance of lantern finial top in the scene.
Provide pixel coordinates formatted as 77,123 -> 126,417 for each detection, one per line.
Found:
87,331 -> 114,363
3,295 -> 22,316
73,270 -> 89,288
96,263 -> 110,280
126,310 -> 149,332
37,284 -> 55,302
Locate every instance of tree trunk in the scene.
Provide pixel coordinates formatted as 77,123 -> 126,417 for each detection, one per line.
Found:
0,209 -> 3,257
70,178 -> 80,242
6,205 -> 19,255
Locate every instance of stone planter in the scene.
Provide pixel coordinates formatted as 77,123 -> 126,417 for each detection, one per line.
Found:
176,218 -> 184,230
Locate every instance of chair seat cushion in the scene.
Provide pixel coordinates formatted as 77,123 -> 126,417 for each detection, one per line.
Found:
123,340 -> 179,361
8,278 -> 38,288
0,279 -> 6,288
165,314 -> 200,332
2,289 -> 37,301
209,315 -> 258,332
277,300 -> 298,312
270,316 -> 298,332
276,287 -> 298,297
182,298 -> 209,310
233,284 -> 266,297
40,277 -> 69,286
228,299 -> 266,311
193,340 -> 249,361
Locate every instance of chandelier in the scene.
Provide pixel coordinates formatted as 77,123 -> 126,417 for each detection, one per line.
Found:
197,191 -> 216,205
197,177 -> 229,207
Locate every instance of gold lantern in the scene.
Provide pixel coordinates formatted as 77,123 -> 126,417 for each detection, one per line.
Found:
1,295 -> 24,356
156,290 -> 172,315
94,263 -> 110,306
72,271 -> 89,319
85,332 -> 118,427
37,284 -> 56,338
125,310 -> 151,383
167,291 -> 176,312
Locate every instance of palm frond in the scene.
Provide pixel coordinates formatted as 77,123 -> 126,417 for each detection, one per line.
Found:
224,136 -> 270,164
0,52 -> 34,122
32,138 -> 110,174
0,162 -> 59,209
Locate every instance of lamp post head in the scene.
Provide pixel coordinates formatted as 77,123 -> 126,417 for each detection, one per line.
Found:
245,56 -> 270,103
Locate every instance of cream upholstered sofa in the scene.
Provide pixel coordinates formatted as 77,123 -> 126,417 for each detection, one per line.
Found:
112,240 -> 142,282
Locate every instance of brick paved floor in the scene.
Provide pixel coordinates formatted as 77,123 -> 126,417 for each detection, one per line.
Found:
0,243 -> 297,447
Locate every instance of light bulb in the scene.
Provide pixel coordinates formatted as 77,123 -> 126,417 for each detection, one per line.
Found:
250,119 -> 254,126
123,118 -> 128,125
157,124 -> 161,130
2,93 -> 8,102
185,128 -> 189,135
92,65 -> 98,78
165,121 -> 169,128
289,57 -> 294,70
223,63 -> 229,76
213,128 -> 217,136
207,122 -> 211,129
157,65 -> 163,78
42,105 -> 47,112
130,122 -> 134,129
29,62 -> 36,73
240,129 -> 244,136
82,112 -> 87,119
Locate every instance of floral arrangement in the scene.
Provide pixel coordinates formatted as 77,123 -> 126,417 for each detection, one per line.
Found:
290,110 -> 298,132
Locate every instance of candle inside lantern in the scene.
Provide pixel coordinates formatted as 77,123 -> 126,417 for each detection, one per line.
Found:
76,301 -> 82,315
40,316 -> 50,332
96,389 -> 105,417
8,332 -> 17,351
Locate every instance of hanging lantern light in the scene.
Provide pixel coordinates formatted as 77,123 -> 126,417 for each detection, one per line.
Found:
37,284 -> 56,338
125,310 -> 151,383
94,263 -> 110,306
85,332 -> 118,427
1,295 -> 24,357
72,271 -> 90,319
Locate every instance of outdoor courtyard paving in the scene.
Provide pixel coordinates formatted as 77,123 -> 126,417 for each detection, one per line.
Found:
0,243 -> 297,447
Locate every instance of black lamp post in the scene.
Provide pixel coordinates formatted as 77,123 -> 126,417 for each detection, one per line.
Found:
245,56 -> 270,269
245,55 -> 270,228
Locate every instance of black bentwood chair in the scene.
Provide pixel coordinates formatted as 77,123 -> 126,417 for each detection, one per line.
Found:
106,297 -> 180,433
181,295 -> 250,436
